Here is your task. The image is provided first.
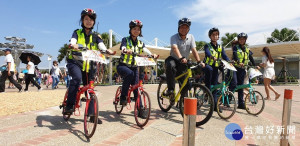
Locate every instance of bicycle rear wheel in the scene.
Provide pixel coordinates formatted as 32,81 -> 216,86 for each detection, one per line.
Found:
84,93 -> 98,138
179,83 -> 214,127
62,89 -> 71,121
217,91 -> 236,119
114,86 -> 124,114
245,91 -> 265,115
157,80 -> 173,112
134,90 -> 151,128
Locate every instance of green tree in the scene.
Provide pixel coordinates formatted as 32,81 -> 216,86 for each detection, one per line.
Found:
57,43 -> 69,63
95,32 -> 118,48
195,41 -> 207,51
57,32 -> 119,63
267,28 -> 299,43
221,32 -> 238,48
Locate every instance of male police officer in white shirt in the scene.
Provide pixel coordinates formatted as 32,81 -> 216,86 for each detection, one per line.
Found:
0,49 -> 22,93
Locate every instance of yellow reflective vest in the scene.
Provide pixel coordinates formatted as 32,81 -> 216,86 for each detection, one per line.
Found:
68,29 -> 98,72
120,37 -> 143,67
234,45 -> 250,67
205,43 -> 222,67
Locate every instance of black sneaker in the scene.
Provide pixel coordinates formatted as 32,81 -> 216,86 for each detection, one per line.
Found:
214,106 -> 222,113
63,105 -> 74,115
19,88 -> 23,92
164,89 -> 174,96
120,96 -> 127,105
90,116 -> 102,124
237,104 -> 246,110
138,107 -> 147,119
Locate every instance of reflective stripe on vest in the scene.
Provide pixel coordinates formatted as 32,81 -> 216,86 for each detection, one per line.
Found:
121,37 -> 143,66
68,29 -> 98,72
205,43 -> 222,67
234,45 -> 250,67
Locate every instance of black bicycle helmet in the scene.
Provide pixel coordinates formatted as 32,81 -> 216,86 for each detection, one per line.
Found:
129,20 -> 143,37
129,20 -> 143,29
208,27 -> 219,37
80,8 -> 97,29
178,18 -> 191,28
237,32 -> 248,39
81,8 -> 96,20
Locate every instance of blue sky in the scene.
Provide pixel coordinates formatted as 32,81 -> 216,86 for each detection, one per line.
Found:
1,0 -> 300,69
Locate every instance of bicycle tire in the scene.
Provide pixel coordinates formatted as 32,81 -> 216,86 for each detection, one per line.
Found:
216,91 -> 236,119
157,80 -> 173,112
134,90 -> 151,128
179,83 -> 214,127
114,86 -> 124,114
84,93 -> 98,138
62,89 -> 71,121
245,91 -> 265,115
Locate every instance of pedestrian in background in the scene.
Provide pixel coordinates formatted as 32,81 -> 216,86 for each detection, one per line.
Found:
0,49 -> 22,93
259,47 -> 280,100
24,56 -> 42,92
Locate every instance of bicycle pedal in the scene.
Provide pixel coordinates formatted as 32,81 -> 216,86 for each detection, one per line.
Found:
130,97 -> 136,102
113,101 -> 118,105
81,97 -> 87,102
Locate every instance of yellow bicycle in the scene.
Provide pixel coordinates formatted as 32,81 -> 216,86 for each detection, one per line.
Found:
157,62 -> 214,126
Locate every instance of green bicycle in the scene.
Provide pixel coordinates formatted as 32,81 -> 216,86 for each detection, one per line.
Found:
211,60 -> 237,119
232,66 -> 265,115
157,62 -> 214,126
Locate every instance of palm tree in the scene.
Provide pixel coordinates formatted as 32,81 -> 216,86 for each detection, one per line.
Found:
267,28 -> 299,43
195,41 -> 207,51
221,32 -> 238,48
57,44 -> 69,63
95,32 -> 119,48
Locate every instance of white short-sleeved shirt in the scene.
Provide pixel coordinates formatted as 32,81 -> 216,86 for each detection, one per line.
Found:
27,61 -> 35,74
170,33 -> 196,60
4,54 -> 15,72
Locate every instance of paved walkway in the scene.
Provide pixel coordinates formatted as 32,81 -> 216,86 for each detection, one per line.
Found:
0,84 -> 299,146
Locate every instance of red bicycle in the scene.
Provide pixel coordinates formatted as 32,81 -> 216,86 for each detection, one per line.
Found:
60,80 -> 98,138
60,45 -> 115,138
113,55 -> 158,128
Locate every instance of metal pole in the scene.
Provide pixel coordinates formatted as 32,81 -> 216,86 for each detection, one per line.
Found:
154,37 -> 158,47
109,29 -> 113,85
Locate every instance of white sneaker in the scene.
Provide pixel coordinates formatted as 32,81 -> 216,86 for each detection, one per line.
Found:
38,88 -> 43,91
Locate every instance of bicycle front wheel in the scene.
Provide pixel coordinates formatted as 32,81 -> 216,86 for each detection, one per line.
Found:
134,90 -> 151,128
114,86 -> 124,114
245,91 -> 265,115
217,91 -> 236,119
179,83 -> 214,127
84,93 -> 99,138
157,80 -> 173,112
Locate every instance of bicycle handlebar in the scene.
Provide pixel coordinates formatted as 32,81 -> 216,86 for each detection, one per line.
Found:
69,44 -> 116,55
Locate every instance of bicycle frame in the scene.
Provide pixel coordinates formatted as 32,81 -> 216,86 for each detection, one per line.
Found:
210,68 -> 232,105
126,80 -> 145,109
233,80 -> 257,103
161,68 -> 192,103
73,81 -> 96,116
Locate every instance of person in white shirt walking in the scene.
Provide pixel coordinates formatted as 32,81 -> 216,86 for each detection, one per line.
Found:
259,47 -> 280,100
24,56 -> 41,91
51,61 -> 61,89
0,49 -> 22,93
